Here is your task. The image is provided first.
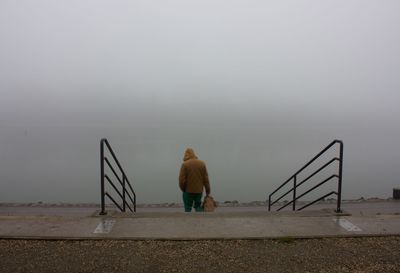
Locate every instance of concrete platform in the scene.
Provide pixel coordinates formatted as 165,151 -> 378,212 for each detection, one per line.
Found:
0,201 -> 399,240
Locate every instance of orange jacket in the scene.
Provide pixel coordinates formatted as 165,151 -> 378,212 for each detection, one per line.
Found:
179,148 -> 211,194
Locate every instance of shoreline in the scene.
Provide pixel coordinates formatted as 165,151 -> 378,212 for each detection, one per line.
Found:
0,197 -> 396,208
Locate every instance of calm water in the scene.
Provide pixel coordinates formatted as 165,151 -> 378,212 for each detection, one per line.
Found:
1,123 -> 399,204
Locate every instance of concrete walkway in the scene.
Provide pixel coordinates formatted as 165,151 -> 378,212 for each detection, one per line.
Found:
0,201 -> 399,240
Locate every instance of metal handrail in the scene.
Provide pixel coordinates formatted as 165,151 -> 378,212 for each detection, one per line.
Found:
268,140 -> 343,212
100,138 -> 136,215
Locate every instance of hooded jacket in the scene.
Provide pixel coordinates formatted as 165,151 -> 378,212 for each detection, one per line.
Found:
179,148 -> 211,194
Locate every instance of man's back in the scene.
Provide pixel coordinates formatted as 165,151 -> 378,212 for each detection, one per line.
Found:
179,148 -> 210,194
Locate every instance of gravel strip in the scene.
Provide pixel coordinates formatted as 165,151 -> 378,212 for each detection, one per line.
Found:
1,237 -> 399,273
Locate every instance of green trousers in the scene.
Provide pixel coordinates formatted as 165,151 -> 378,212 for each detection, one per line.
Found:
182,192 -> 203,212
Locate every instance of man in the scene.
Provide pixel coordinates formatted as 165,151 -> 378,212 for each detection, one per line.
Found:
179,148 -> 211,212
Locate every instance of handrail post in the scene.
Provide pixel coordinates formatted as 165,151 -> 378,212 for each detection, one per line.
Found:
293,176 -> 296,211
268,195 -> 271,211
122,174 -> 126,212
100,140 -> 106,215
134,194 -> 136,212
336,141 -> 344,213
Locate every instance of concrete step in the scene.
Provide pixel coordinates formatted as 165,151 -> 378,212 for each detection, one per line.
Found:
0,201 -> 399,240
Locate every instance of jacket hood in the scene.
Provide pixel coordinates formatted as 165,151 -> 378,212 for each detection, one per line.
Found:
183,148 -> 198,161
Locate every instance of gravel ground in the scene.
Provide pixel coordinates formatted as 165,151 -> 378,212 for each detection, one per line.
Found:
1,237 -> 399,273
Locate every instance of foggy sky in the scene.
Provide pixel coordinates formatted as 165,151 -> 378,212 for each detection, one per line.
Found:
1,0 -> 400,204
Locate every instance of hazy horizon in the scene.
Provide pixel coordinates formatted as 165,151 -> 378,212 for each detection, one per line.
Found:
1,0 -> 399,204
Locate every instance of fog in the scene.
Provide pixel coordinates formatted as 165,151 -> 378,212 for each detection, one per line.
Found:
1,0 -> 399,204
